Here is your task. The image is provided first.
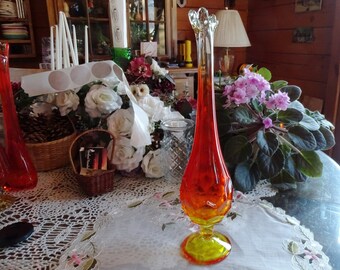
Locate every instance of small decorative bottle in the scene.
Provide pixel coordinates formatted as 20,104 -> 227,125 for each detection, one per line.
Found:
180,8 -> 233,265
184,40 -> 193,68
0,43 -> 37,190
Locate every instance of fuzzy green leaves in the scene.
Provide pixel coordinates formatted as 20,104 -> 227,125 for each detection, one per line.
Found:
257,149 -> 285,179
223,135 -> 252,164
256,130 -> 279,156
234,107 -> 256,125
293,151 -> 323,178
288,126 -> 317,150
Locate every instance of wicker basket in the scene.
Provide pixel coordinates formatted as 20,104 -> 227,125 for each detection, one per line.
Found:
69,129 -> 115,196
26,131 -> 77,172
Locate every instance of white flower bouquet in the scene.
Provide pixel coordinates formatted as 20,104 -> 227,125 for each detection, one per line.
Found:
14,59 -> 194,178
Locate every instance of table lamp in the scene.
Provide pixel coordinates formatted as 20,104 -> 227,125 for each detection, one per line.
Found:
214,8 -> 251,75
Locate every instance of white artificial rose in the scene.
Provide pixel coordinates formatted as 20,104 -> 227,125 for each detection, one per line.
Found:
84,84 -> 123,118
130,84 -> 150,101
55,90 -> 80,116
141,149 -> 164,178
116,81 -> 128,95
108,137 -> 145,172
101,76 -> 120,88
37,93 -> 56,104
137,94 -> 165,122
107,108 -> 134,139
151,59 -> 168,77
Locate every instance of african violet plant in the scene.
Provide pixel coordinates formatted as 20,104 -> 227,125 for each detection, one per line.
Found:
217,67 -> 335,192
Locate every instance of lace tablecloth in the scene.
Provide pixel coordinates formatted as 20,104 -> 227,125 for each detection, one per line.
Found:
0,167 -> 331,270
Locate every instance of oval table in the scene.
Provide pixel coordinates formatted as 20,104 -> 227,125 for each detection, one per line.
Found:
0,151 -> 339,270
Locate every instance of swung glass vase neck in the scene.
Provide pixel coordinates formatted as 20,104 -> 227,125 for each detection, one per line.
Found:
179,8 -> 233,265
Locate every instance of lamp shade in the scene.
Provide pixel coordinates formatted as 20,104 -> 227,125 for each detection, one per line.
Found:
214,9 -> 251,48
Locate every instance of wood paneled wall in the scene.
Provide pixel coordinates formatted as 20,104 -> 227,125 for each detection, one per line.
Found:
246,0 -> 335,111
176,0 -> 249,71
246,0 -> 339,162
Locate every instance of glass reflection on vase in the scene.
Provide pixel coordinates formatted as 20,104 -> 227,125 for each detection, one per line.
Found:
179,8 -> 234,265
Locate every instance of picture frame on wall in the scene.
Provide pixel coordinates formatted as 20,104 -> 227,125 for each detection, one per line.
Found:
295,0 -> 322,13
292,27 -> 314,43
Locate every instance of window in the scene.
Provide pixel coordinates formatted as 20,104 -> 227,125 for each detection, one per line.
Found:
128,0 -> 176,59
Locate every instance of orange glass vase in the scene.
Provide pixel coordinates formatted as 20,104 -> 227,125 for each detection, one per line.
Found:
0,43 -> 37,190
180,8 -> 233,265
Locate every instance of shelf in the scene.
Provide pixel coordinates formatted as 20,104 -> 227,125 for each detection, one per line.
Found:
89,17 -> 109,22
0,0 -> 36,58
0,18 -> 28,23
67,16 -> 87,22
0,39 -> 32,44
10,53 -> 36,58
50,0 -> 113,61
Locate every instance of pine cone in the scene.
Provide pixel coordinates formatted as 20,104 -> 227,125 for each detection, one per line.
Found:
18,107 -> 74,143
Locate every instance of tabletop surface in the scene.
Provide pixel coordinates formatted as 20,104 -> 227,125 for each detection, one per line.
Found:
266,152 -> 340,269
0,151 -> 339,269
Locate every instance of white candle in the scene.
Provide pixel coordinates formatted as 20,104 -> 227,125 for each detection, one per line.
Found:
72,25 -> 79,65
84,25 -> 89,63
63,27 -> 70,68
50,26 -> 55,70
62,13 -> 77,66
110,0 -> 128,48
55,25 -> 60,69
58,12 -> 64,68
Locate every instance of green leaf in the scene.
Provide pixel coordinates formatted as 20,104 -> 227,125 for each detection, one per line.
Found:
256,130 -> 279,156
270,170 -> 297,191
280,85 -> 302,102
271,80 -> 288,91
251,98 -> 264,113
234,162 -> 260,192
81,231 -> 96,242
319,126 -> 335,150
285,156 -> 307,182
288,101 -> 305,112
257,149 -> 285,179
299,114 -> 320,131
288,126 -> 317,150
233,106 -> 256,125
320,119 -> 335,130
311,130 -> 327,150
223,135 -> 253,164
287,241 -> 299,254
217,109 -> 231,137
293,151 -> 323,178
277,108 -> 303,123
83,258 -> 97,270
258,67 -> 272,81
128,200 -> 144,208
162,191 -> 175,199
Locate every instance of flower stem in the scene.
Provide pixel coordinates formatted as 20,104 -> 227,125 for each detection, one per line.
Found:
277,134 -> 302,155
272,125 -> 288,133
246,103 -> 261,121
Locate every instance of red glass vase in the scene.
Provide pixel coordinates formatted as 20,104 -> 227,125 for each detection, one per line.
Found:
180,8 -> 233,265
0,43 -> 37,190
